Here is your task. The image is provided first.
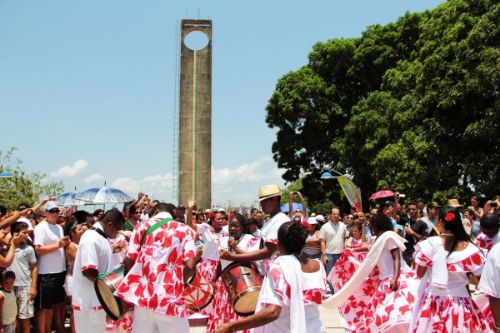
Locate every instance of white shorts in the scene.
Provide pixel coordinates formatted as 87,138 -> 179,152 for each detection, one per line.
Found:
15,286 -> 34,319
132,306 -> 189,333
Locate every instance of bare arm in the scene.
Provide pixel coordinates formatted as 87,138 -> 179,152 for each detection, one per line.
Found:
186,199 -> 198,232
82,268 -> 99,282
0,211 -> 21,229
488,297 -> 500,332
220,242 -> 277,262
66,242 -> 78,262
296,192 -> 308,219
0,242 -> 16,268
34,237 -> 67,256
183,257 -> 196,284
416,265 -> 428,279
288,192 -> 294,218
320,238 -> 328,265
389,247 -> 401,291
216,304 -> 281,333
30,264 -> 38,299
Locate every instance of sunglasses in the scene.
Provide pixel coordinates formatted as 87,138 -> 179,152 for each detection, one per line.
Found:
49,209 -> 60,214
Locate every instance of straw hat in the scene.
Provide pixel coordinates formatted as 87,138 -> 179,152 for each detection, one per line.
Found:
447,198 -> 463,208
258,184 -> 282,202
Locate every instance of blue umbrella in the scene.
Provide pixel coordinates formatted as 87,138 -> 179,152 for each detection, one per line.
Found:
0,172 -> 12,178
55,191 -> 86,207
280,203 -> 310,213
75,186 -> 133,204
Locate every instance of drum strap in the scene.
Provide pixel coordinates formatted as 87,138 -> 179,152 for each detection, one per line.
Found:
140,217 -> 172,244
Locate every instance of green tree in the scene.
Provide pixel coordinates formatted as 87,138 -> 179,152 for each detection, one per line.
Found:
266,0 -> 499,209
0,147 -> 64,210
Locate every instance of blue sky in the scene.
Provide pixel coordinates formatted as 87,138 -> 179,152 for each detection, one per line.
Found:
0,0 -> 443,208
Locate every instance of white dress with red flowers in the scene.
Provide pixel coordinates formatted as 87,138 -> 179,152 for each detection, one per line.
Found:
255,257 -> 327,333
114,212 -> 197,317
412,236 -> 489,333
206,233 -> 261,333
195,223 -> 229,315
473,232 -> 499,331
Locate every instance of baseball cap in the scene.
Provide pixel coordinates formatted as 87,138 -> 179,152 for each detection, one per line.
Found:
44,201 -> 59,211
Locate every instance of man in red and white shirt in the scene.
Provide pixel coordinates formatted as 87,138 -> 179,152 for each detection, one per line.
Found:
72,208 -> 125,332
115,202 -> 197,333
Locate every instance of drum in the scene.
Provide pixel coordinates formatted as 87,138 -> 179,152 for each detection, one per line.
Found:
182,271 -> 214,311
94,266 -> 132,320
221,262 -> 263,316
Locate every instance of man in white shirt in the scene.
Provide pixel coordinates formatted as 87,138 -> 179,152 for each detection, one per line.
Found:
320,207 -> 349,293
33,202 -> 70,333
72,208 -> 125,332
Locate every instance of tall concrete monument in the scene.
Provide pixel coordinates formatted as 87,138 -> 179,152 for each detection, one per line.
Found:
178,19 -> 212,209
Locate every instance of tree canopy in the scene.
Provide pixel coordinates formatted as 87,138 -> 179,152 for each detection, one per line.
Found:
266,0 -> 499,209
0,148 -> 64,210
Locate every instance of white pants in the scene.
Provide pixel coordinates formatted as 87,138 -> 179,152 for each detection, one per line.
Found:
74,309 -> 107,333
132,306 -> 189,333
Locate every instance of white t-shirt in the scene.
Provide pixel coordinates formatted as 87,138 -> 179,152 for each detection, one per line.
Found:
72,226 -> 112,310
478,242 -> 500,298
260,212 -> 290,245
319,221 -> 349,254
377,237 -> 406,279
34,221 -> 66,274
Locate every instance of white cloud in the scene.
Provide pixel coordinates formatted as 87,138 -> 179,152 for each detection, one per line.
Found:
51,159 -> 88,178
83,173 -> 104,184
108,156 -> 285,207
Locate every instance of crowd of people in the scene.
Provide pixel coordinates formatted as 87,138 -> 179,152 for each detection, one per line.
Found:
0,188 -> 498,333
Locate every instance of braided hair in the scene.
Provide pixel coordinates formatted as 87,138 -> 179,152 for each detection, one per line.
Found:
277,221 -> 308,255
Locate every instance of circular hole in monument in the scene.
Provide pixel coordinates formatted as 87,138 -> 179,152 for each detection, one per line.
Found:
184,30 -> 209,51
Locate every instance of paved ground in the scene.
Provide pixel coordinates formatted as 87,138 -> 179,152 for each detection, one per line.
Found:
189,305 -> 345,332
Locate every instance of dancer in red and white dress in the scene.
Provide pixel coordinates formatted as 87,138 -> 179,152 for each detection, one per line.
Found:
216,221 -> 327,333
115,203 -> 197,333
478,242 -> 500,333
324,213 -> 417,333
473,213 -> 499,331
411,207 -> 489,333
206,213 -> 261,333
186,204 -> 229,316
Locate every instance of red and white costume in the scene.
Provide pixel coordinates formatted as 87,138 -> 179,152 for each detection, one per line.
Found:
115,212 -> 197,333
474,231 -> 499,255
195,222 -> 229,315
324,232 -> 417,332
72,224 -> 112,332
206,233 -> 261,333
473,232 -> 499,331
411,236 -> 488,333
478,242 -> 500,332
255,255 -> 327,333
345,237 -> 366,249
